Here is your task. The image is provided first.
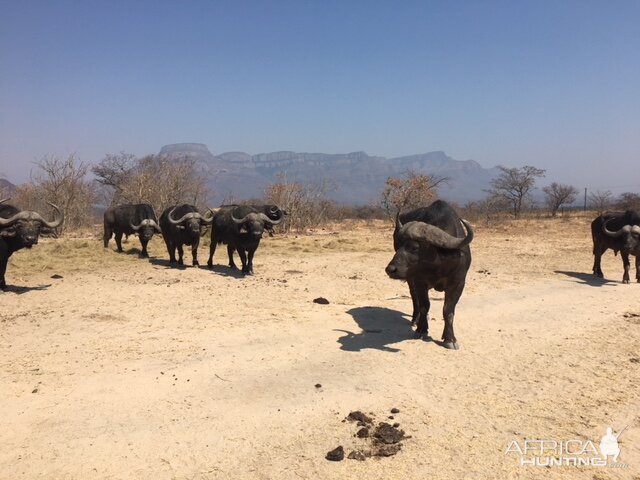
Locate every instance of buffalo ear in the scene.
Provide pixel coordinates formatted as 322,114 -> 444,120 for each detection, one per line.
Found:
0,228 -> 17,238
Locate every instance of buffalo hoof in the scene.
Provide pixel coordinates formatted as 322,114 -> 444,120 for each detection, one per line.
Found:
443,341 -> 459,350
414,330 -> 428,340
623,279 -> 630,284
193,261 -> 199,267
207,260 -> 213,268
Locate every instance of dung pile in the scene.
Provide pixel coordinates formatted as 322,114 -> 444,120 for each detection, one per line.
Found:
325,409 -> 410,461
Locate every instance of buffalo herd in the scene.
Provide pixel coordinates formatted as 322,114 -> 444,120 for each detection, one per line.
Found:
2,195 -> 640,348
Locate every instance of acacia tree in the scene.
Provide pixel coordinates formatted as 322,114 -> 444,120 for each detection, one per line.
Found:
542,182 -> 578,216
486,165 -> 546,218
380,170 -> 448,219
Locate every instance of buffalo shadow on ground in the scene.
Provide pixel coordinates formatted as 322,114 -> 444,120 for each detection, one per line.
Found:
149,258 -> 188,270
554,270 -> 618,287
339,306 -> 414,352
2,283 -> 51,294
206,264 -> 247,279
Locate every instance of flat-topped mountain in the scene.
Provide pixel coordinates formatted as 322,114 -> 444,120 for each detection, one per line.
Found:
0,178 -> 17,196
159,144 -> 499,205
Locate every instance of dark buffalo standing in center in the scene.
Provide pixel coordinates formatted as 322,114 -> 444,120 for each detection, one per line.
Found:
207,205 -> 283,274
591,210 -> 640,283
103,203 -> 161,258
219,204 -> 288,236
386,200 -> 474,349
159,204 -> 215,266
0,198 -> 64,290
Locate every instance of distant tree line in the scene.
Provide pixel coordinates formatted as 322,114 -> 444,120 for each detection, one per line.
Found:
5,153 -> 640,234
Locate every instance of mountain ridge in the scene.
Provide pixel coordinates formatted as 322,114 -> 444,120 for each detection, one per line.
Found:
159,143 -> 499,205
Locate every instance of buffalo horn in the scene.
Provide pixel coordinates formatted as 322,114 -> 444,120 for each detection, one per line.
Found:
0,202 -> 63,228
231,212 -> 250,225
130,218 -> 161,232
201,207 -> 218,225
602,219 -> 631,238
259,212 -> 282,225
406,219 -> 474,250
168,207 -> 201,225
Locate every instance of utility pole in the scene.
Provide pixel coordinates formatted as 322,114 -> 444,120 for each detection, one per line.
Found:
584,188 -> 587,211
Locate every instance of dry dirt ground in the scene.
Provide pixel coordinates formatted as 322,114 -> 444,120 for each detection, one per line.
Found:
1,217 -> 639,480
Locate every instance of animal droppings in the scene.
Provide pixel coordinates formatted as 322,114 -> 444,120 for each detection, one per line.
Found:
347,411 -> 372,424
325,446 -> 344,461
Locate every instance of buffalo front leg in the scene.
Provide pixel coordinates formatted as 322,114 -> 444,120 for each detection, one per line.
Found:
227,244 -> 238,270
408,279 -> 419,325
237,249 -> 249,274
165,239 -> 177,264
413,281 -> 431,340
191,242 -> 199,267
140,238 -> 150,258
0,248 -> 9,291
176,244 -> 184,265
621,252 -> 630,284
636,255 -> 640,283
442,283 -> 465,350
245,249 -> 255,275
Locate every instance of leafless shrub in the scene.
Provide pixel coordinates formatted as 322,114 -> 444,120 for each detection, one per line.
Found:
92,153 -> 212,214
616,192 -> 640,211
264,173 -> 334,232
12,154 -> 98,233
588,190 -> 613,215
380,170 -> 448,220
461,195 -> 511,226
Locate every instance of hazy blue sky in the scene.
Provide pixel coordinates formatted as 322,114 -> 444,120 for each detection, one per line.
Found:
1,1 -> 639,193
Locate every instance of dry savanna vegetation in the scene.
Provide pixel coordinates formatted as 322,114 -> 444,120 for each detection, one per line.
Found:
1,214 -> 639,480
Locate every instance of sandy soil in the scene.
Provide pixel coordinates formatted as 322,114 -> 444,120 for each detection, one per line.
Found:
1,217 -> 639,479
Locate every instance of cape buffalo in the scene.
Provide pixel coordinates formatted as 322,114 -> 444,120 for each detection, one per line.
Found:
103,203 -> 161,258
219,204 -> 288,236
386,200 -> 474,349
0,198 -> 64,290
592,210 -> 640,283
159,204 -> 215,266
206,205 -> 282,274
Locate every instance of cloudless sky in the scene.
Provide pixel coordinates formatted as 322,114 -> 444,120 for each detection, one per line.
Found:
1,0 -> 639,193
